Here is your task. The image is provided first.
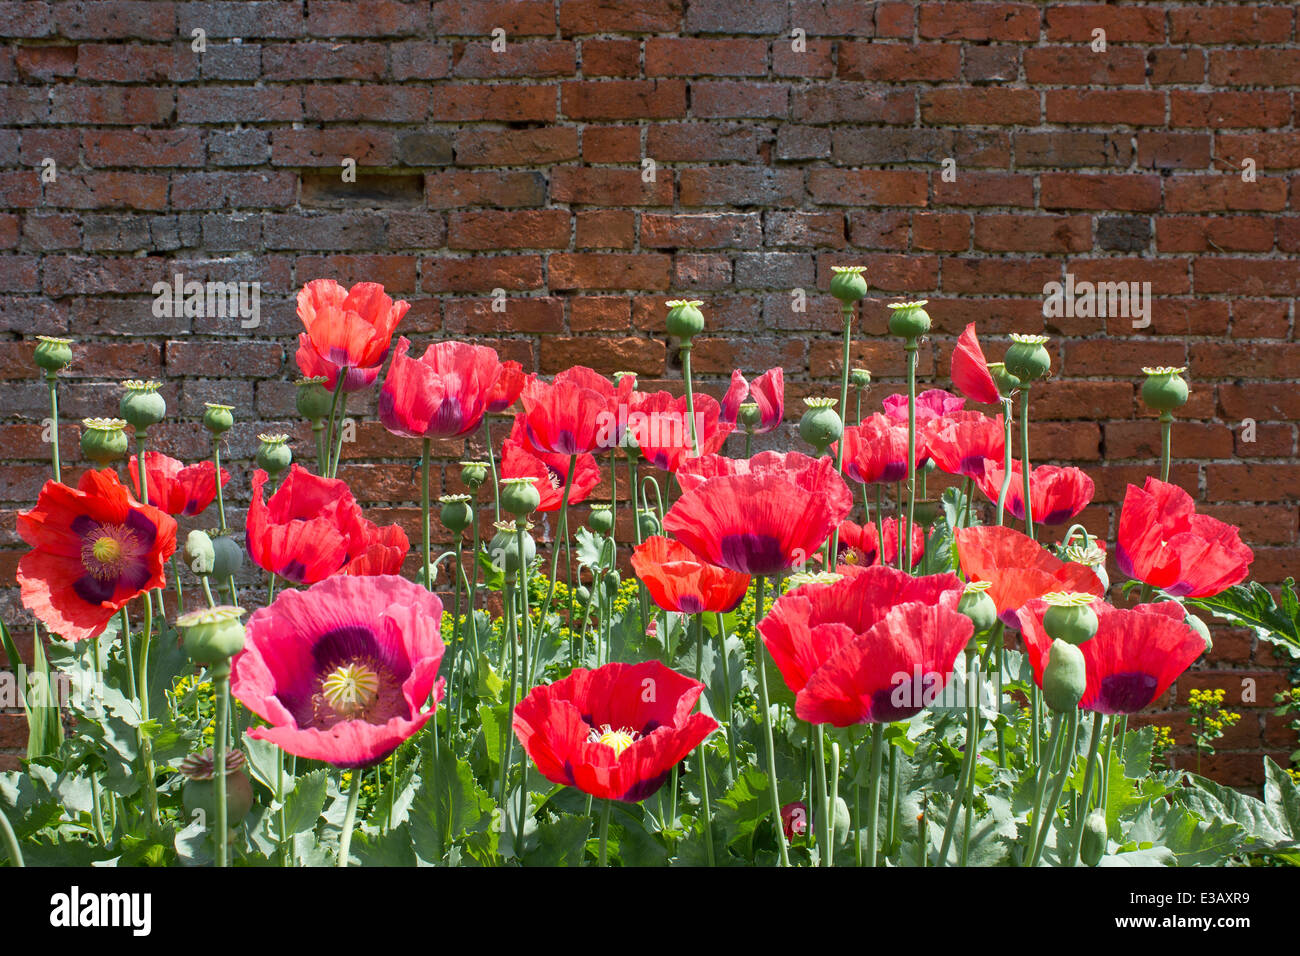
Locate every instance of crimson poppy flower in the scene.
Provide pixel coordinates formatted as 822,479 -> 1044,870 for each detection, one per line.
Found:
630,535 -> 750,614
975,461 -> 1094,526
127,451 -> 230,517
295,279 -> 408,393
836,518 -> 925,569
954,525 -> 1104,629
519,366 -> 634,456
883,388 -> 965,425
833,414 -> 916,485
627,390 -> 733,472
1017,599 -> 1205,715
500,416 -> 601,512
17,469 -> 177,642
757,565 -> 972,726
720,367 -> 784,434
486,360 -> 527,415
512,660 -> 718,802
232,574 -> 445,768
378,337 -> 502,439
924,411 -> 1005,481
951,323 -> 1001,406
782,801 -> 810,840
1116,477 -> 1253,598
663,452 -> 853,576
245,465 -> 407,585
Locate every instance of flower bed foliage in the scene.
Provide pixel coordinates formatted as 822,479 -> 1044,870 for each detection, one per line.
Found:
1,276 -> 1298,868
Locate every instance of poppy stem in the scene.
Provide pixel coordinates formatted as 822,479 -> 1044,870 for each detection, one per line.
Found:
960,477 -> 973,529
169,554 -> 185,617
904,340 -> 918,572
815,724 -> 830,866
1160,412 -> 1172,484
313,421 -> 326,475
213,661 -> 231,867
829,740 -> 841,867
1030,709 -> 1079,866
46,374 -> 61,483
627,452 -> 651,629
482,418 -> 501,523
996,398 -> 1014,526
694,615 -> 715,867
212,442 -> 228,533
836,303 -> 854,474
753,576 -> 790,867
201,576 -> 217,609
336,767 -> 361,868
1068,711 -> 1105,866
939,654 -> 978,863
1019,387 -> 1035,540
681,344 -> 698,456
421,439 -> 432,591
714,612 -> 739,782
865,721 -> 884,866
597,798 -> 612,867
537,454 -> 577,629
322,376 -> 345,478
1025,711 -> 1063,865
329,392 -> 349,479
886,741 -> 899,852
874,485 -> 886,569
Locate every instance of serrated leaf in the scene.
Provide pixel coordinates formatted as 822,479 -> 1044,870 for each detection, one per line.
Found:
279,770 -> 329,837
1189,578 -> 1300,658
523,813 -> 590,866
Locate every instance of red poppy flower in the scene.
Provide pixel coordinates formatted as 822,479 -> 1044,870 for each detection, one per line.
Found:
954,525 -> 1104,630
924,411 -> 1005,481
512,660 -> 718,803
951,323 -> 1001,406
127,451 -> 230,517
782,801 -> 810,840
295,279 -> 408,393
378,337 -> 502,440
720,367 -> 784,434
630,535 -> 750,614
500,416 -> 601,512
663,452 -> 853,576
627,390 -> 733,472
758,565 -> 971,726
976,461 -> 1094,526
232,574 -> 445,768
245,465 -> 407,585
836,518 -> 925,569
882,388 -> 965,425
17,469 -> 178,642
833,414 -> 916,485
519,366 -> 634,456
486,360 -> 527,415
1017,599 -> 1205,715
1116,477 -> 1253,598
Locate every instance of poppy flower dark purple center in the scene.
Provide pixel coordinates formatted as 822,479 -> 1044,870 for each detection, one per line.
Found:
719,532 -> 789,576
70,511 -> 156,604
1097,671 -> 1159,713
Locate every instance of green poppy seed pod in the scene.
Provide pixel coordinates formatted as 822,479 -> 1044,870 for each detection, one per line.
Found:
1080,809 -> 1108,866
1042,638 -> 1087,713
829,266 -> 869,304
184,529 -> 216,576
1042,592 -> 1099,645
912,498 -> 941,528
849,367 -> 872,389
1186,612 -> 1212,655
499,477 -> 541,517
958,582 -> 998,634
665,299 -> 705,342
203,402 -> 234,435
119,380 -> 166,432
887,300 -> 931,341
601,570 -> 621,597
210,533 -> 244,580
256,433 -> 292,478
637,509 -> 661,538
1140,366 -> 1189,414
177,605 -> 246,666
737,402 -> 762,430
439,494 -> 474,534
1063,540 -> 1109,593
588,505 -> 614,535
575,584 -> 592,605
459,460 -> 488,490
987,362 -> 1021,397
80,418 -> 129,465
34,335 -> 74,373
295,376 -> 333,422
1003,334 -> 1051,384
488,525 -> 535,576
180,748 -> 255,829
799,397 -> 842,455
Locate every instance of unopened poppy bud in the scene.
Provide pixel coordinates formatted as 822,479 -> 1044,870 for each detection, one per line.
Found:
489,523 -> 536,575
588,504 -> 614,535
177,605 -> 246,665
887,300 -> 931,341
1042,638 -> 1087,712
184,529 -> 216,575
1042,592 -> 1099,645
601,569 -> 621,596
575,585 -> 592,605
849,367 -> 872,389
1140,366 -> 1189,414
295,376 -> 332,422
737,402 -> 762,429
958,581 -> 997,634
256,433 -> 292,478
987,362 -> 1020,397
829,265 -> 869,305
439,494 -> 474,534
119,380 -> 166,432
799,397 -> 842,454
203,402 -> 234,435
612,371 -> 638,389
665,299 -> 705,342
80,418 -> 129,465
1080,809 -> 1108,866
459,460 -> 488,489
180,747 -> 254,829
637,509 -> 661,538
500,476 -> 541,517
211,532 -> 244,580
1004,334 -> 1051,384
34,335 -> 74,373
1186,612 -> 1212,655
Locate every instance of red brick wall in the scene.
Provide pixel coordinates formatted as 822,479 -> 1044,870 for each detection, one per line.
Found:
0,1 -> 1296,783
